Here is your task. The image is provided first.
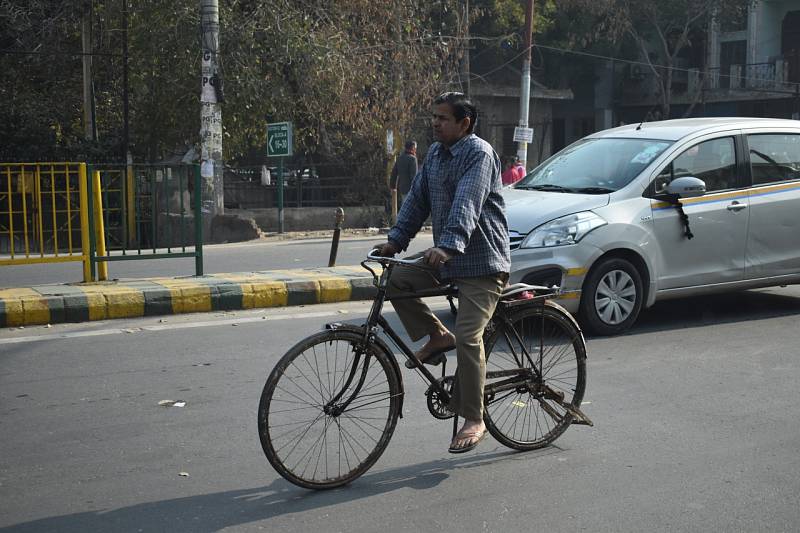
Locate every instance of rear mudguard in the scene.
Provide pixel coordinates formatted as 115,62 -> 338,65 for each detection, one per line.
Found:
509,300 -> 587,359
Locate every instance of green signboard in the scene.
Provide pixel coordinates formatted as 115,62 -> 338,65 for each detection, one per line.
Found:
267,122 -> 293,158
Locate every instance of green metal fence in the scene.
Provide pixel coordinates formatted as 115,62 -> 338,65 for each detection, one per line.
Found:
87,164 -> 203,280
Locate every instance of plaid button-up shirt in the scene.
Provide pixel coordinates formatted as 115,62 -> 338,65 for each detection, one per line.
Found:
388,134 -> 510,279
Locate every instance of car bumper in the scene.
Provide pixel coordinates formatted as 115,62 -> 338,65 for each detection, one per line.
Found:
509,243 -> 604,314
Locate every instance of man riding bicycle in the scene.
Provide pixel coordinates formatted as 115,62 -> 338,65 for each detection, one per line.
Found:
374,91 -> 510,453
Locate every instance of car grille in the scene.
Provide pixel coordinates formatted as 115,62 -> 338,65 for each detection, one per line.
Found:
509,230 -> 525,250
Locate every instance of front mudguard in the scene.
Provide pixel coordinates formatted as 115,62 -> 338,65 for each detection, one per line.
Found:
324,322 -> 405,417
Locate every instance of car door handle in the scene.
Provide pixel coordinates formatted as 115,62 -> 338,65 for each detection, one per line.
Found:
726,201 -> 747,212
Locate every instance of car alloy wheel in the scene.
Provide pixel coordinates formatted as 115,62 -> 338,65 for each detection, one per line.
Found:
594,269 -> 636,325
580,256 -> 644,336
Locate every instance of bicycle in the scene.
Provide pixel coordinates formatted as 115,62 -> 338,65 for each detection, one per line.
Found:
258,253 -> 593,490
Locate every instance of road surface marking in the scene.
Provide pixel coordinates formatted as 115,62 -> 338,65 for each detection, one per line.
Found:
0,310 -> 340,345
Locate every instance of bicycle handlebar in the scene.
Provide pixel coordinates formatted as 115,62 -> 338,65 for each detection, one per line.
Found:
365,251 -> 426,265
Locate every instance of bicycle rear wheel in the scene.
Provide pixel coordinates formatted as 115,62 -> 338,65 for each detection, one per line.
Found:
258,329 -> 402,489
483,301 -> 586,450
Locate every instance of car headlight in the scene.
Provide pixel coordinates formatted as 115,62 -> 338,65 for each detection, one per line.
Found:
520,211 -> 607,249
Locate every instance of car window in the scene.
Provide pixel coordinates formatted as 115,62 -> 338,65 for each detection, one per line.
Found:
747,134 -> 800,185
515,138 -> 672,193
651,137 -> 737,195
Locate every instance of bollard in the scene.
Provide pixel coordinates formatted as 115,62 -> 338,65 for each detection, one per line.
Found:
328,207 -> 345,267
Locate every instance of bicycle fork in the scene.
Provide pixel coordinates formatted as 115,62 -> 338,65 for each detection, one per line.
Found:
322,347 -> 371,417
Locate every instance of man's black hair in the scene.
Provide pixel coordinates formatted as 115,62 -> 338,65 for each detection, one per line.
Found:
404,140 -> 416,150
434,92 -> 478,134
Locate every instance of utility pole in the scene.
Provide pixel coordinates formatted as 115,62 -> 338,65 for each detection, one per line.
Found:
122,0 -> 130,162
200,0 -> 224,216
460,0 -> 471,96
517,0 -> 534,169
81,1 -> 96,141
122,0 -> 135,246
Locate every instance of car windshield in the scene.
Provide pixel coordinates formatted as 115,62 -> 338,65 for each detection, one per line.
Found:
515,138 -> 673,193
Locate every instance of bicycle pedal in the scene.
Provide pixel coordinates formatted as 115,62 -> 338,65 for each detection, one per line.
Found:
404,351 -> 448,369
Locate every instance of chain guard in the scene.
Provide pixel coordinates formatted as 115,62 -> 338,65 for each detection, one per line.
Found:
426,375 -> 456,419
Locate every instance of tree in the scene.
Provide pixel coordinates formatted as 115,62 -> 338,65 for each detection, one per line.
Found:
0,0 -> 464,200
561,0 -> 752,118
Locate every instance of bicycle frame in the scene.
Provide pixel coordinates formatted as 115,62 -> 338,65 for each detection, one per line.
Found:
323,258 -> 553,418
367,261 -> 454,391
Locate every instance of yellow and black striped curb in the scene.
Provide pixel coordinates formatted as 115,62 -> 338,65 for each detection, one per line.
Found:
0,266 -> 376,328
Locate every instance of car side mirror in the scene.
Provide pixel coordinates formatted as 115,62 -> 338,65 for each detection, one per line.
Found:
666,176 -> 706,199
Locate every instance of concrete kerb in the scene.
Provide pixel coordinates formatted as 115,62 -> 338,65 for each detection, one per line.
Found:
0,266 -> 378,328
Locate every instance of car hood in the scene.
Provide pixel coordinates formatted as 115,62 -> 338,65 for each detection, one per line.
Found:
502,188 -> 611,233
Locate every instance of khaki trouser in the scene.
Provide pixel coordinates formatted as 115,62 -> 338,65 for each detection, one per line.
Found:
386,256 -> 506,421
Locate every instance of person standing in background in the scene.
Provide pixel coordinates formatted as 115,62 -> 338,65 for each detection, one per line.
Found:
501,156 -> 519,186
513,156 -> 526,181
390,140 -> 418,207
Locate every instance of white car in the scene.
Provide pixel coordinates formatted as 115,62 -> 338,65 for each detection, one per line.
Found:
505,117 -> 800,335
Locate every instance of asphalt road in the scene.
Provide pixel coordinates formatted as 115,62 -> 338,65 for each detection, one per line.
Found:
0,232 -> 435,288
2,286 -> 800,532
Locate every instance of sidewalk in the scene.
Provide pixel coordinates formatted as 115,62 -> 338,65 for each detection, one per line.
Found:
0,266 -> 376,328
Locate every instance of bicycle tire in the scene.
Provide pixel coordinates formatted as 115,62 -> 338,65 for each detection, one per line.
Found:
483,301 -> 587,450
258,329 -> 402,489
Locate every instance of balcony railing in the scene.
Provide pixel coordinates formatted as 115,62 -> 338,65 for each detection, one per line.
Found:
704,60 -> 792,91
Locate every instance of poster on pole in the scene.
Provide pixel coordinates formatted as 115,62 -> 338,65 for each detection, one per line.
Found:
513,126 -> 534,143
386,129 -> 394,155
201,49 -> 217,104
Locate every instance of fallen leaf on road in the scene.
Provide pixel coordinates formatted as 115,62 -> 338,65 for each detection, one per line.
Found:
338,310 -> 348,314
173,401 -> 186,407
178,472 -> 190,477
158,400 -> 176,407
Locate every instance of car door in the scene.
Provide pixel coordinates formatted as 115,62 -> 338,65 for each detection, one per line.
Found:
646,135 -> 749,289
743,131 -> 800,278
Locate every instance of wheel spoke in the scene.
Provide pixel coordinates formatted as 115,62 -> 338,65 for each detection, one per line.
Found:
596,279 -> 614,298
616,297 -> 634,314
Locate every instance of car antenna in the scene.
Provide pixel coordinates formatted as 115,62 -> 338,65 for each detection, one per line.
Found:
636,120 -> 645,131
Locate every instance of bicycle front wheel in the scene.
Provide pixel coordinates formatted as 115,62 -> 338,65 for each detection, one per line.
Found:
483,302 -> 587,450
258,329 -> 402,489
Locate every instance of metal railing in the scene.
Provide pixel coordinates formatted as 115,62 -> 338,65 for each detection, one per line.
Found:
0,162 -> 92,281
88,164 -> 204,279
707,61 -> 792,90
224,175 -> 369,209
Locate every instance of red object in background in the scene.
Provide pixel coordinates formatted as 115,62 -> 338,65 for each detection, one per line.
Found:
501,167 -> 518,185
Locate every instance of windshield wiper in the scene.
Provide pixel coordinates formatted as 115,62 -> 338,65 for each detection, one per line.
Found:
574,187 -> 614,194
519,184 -> 575,193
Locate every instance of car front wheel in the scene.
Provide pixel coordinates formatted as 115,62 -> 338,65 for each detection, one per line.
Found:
579,257 -> 643,336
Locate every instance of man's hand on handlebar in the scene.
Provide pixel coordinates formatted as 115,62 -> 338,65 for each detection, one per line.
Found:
372,242 -> 400,257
